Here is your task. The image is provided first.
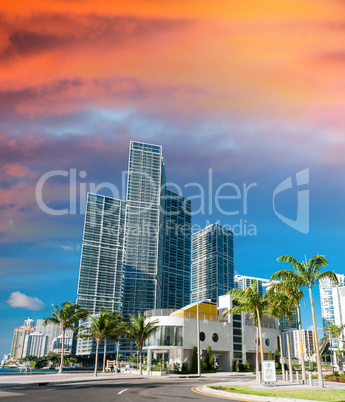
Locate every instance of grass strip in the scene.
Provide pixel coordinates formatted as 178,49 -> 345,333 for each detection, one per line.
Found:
208,385 -> 345,402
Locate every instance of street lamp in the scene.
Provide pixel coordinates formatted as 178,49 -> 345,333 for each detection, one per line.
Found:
327,331 -> 334,376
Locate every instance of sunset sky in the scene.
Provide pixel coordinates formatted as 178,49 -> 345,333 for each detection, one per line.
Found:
1,0 -> 345,356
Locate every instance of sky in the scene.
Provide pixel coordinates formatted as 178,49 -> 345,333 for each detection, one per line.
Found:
1,0 -> 345,357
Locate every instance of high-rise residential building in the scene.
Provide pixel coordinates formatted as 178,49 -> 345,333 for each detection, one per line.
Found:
161,190 -> 192,309
23,318 -> 34,327
319,273 -> 345,349
76,141 -> 191,354
122,142 -> 167,318
36,319 -> 73,354
234,275 -> 270,297
10,323 -> 36,360
77,195 -> 126,314
51,334 -> 73,354
292,329 -> 315,362
191,223 -> 234,303
234,273 -> 298,358
22,332 -> 48,358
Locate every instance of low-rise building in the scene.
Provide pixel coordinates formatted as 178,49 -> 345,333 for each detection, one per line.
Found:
144,295 -> 279,371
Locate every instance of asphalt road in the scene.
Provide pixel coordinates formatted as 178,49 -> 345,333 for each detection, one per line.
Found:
0,376 -> 244,401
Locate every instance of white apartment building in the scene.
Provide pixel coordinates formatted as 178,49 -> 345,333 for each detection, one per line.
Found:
319,273 -> 345,349
36,319 -> 73,354
292,329 -> 315,362
22,332 -> 48,358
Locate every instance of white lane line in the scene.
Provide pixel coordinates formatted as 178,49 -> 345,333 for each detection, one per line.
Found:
118,388 -> 128,395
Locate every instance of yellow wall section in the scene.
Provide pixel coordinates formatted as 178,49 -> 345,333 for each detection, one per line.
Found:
170,302 -> 218,321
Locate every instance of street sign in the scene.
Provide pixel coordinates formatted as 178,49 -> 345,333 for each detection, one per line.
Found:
262,360 -> 276,386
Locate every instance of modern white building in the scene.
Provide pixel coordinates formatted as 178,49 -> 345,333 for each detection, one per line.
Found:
51,334 -> 73,354
144,296 -> 279,372
1,354 -> 10,365
319,273 -> 345,355
192,224 -> 234,303
36,319 -> 73,354
292,329 -> 315,362
320,273 -> 345,332
234,275 -> 270,297
22,332 -> 48,358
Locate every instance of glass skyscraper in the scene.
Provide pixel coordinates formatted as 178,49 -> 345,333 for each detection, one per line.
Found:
76,141 -> 191,353
162,190 -> 192,309
77,194 -> 126,314
191,223 -> 234,303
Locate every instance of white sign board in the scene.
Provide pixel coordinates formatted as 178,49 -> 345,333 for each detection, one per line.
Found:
262,360 -> 276,386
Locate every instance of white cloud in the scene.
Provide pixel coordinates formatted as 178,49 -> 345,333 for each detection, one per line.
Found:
7,291 -> 45,311
60,245 -> 74,251
60,244 -> 80,251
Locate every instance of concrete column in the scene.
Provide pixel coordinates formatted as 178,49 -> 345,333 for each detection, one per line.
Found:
147,349 -> 152,375
295,371 -> 299,384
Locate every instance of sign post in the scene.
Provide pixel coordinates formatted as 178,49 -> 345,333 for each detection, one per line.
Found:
262,360 -> 277,387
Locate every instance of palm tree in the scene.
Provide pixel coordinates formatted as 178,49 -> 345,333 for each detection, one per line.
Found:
269,279 -> 306,384
43,302 -> 89,374
273,254 -> 338,388
78,308 -> 110,377
324,321 -> 345,374
265,289 -> 289,382
128,312 -> 159,375
282,298 -> 295,383
102,310 -> 125,373
221,281 -> 267,381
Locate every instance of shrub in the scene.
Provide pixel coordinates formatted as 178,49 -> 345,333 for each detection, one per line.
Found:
232,358 -> 238,372
238,363 -> 249,372
201,361 -> 208,372
173,362 -> 180,373
207,346 -> 213,370
181,362 -> 188,372
274,349 -> 280,364
267,350 -> 273,360
192,346 -> 198,372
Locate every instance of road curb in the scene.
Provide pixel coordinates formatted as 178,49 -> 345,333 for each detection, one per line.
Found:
194,385 -> 326,402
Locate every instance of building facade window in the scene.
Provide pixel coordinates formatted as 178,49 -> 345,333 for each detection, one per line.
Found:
212,333 -> 219,342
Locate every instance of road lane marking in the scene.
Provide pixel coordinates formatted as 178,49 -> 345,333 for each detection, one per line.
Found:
118,389 -> 128,395
191,387 -> 255,401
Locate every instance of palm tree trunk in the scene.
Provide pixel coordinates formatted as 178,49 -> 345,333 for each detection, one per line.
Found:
308,286 -> 324,388
94,340 -> 100,377
297,304 -> 307,383
256,327 -> 260,383
256,308 -> 264,361
102,337 -> 107,373
285,320 -> 293,383
336,339 -> 343,374
139,344 -> 143,375
278,322 -> 286,382
59,327 -> 65,374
